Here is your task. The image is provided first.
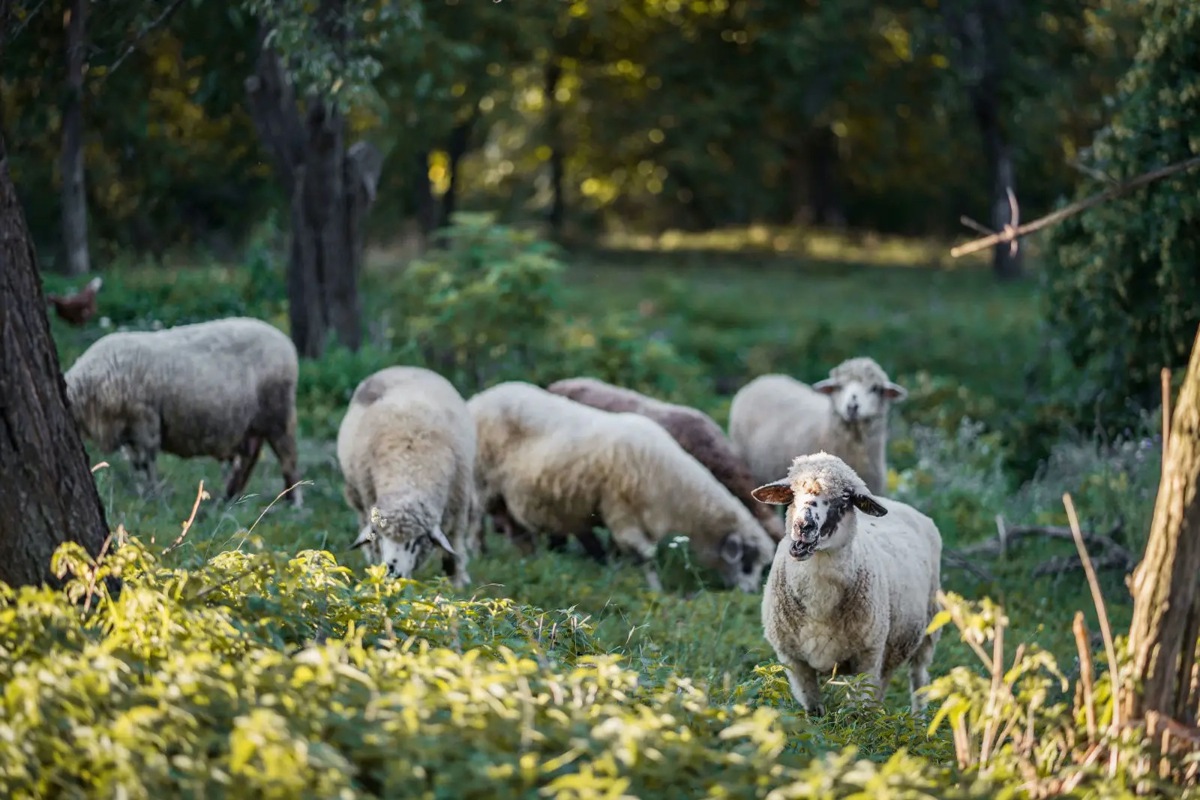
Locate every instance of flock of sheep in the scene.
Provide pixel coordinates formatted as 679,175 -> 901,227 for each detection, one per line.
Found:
62,315 -> 944,716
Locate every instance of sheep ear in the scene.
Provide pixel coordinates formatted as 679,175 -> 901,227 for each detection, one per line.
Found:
752,480 -> 794,506
351,525 -> 374,549
719,533 -> 744,564
429,525 -> 457,556
851,493 -> 888,517
812,379 -> 840,395
882,381 -> 908,402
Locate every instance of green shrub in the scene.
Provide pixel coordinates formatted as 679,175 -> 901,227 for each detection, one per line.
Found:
1041,0 -> 1200,431
395,212 -> 567,394
0,539 -> 994,799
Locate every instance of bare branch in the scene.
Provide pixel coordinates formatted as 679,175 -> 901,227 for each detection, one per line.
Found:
951,155 -> 1200,258
102,0 -> 189,78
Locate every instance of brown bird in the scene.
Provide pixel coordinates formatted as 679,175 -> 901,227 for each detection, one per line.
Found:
47,276 -> 103,326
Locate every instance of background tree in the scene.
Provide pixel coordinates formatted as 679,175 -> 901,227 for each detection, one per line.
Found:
59,0 -> 89,276
242,0 -> 415,359
0,0 -> 110,589
1041,0 -> 1200,433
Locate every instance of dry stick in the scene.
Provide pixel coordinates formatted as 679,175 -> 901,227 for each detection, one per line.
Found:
951,155 -> 1200,258
979,615 -> 1008,766
90,460 -> 110,473
1074,610 -> 1098,744
1063,493 -> 1123,776
161,480 -> 209,555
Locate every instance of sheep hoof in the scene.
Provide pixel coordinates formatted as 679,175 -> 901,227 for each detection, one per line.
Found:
804,702 -> 825,718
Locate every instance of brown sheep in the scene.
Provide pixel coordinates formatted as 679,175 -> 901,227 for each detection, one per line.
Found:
546,377 -> 786,543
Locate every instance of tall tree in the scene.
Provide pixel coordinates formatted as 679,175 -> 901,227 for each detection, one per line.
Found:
944,0 -> 1022,280
242,0 -> 402,359
0,1 -> 111,589
59,0 -> 90,276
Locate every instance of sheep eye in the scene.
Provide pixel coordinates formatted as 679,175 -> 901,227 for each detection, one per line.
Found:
871,385 -> 884,395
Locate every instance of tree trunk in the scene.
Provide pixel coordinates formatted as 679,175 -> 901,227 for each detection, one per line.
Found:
1127,332 -> 1200,728
0,131 -> 111,588
945,0 -> 1022,281
244,26 -> 381,359
1126,326 -> 1200,726
413,150 -> 436,238
438,112 -> 476,230
544,59 -> 565,237
59,0 -> 90,277
974,100 -> 1022,280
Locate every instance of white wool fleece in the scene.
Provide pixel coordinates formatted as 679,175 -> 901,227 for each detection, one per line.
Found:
728,356 -> 906,495
468,381 -> 776,592
753,451 -> 941,717
336,366 -> 480,588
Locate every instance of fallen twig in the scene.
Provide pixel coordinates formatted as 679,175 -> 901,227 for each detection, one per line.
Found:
951,155 -> 1200,258
1032,549 -> 1134,578
942,550 -> 996,583
956,520 -> 1131,560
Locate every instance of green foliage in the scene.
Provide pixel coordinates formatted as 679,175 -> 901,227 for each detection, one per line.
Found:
41,241 -> 1186,798
396,213 -> 567,387
0,538 -> 989,798
1041,0 -> 1200,430
924,593 -> 1197,798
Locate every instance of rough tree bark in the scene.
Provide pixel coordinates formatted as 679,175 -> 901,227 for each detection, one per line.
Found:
0,130 -> 111,588
60,0 -> 90,277
1126,326 -> 1200,726
945,0 -> 1022,281
544,58 -> 565,237
243,12 -> 382,359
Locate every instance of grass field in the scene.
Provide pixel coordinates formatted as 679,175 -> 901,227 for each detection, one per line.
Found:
41,230 -> 1164,770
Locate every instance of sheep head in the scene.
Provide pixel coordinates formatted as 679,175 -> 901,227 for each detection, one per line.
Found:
351,501 -> 456,579
811,356 -> 907,426
714,528 -> 773,593
751,452 -> 887,561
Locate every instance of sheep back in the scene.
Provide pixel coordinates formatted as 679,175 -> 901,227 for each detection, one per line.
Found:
64,316 -> 298,460
546,377 -> 785,542
469,381 -> 775,589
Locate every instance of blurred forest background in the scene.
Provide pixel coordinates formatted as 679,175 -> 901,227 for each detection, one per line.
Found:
5,0 -> 1199,476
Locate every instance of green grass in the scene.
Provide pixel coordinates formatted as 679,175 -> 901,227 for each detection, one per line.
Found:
43,235 -> 1162,770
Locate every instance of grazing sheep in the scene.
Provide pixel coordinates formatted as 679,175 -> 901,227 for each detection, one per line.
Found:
729,357 -> 907,495
468,381 -> 776,592
64,316 -> 303,507
753,452 -> 942,716
546,376 -> 786,543
336,366 -> 479,587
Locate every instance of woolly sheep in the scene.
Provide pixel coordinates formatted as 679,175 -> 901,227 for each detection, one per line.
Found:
547,376 -> 785,543
728,356 -> 907,495
64,316 -> 303,507
467,381 -> 776,592
753,452 -> 941,716
336,366 -> 480,587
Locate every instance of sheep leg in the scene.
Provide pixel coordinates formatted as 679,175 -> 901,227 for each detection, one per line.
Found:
441,498 -> 473,589
224,434 -> 263,504
781,657 -> 825,717
610,525 -> 662,592
265,415 -> 303,508
127,405 -> 162,497
848,648 -> 887,707
908,632 -> 938,714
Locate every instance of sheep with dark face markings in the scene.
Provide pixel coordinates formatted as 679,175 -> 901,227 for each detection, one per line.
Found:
336,366 -> 480,587
729,356 -> 907,495
546,376 -> 786,544
753,451 -> 941,717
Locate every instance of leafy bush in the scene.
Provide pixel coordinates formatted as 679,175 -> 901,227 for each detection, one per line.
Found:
0,539 -> 993,799
1041,0 -> 1200,431
395,212 -> 568,393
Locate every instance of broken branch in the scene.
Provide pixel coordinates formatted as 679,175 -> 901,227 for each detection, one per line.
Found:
951,155 -> 1200,258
